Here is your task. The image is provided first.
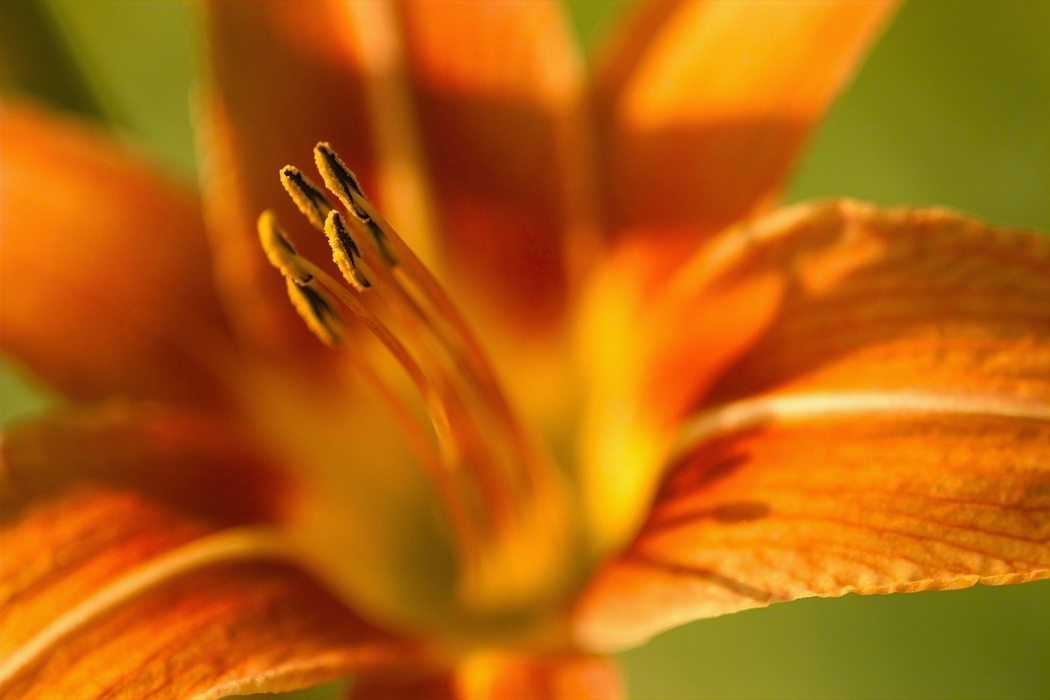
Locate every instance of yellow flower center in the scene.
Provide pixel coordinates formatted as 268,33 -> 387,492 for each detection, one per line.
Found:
256,144 -> 580,646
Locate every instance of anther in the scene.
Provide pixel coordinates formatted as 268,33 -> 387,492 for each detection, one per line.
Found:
280,166 -> 334,231
314,142 -> 365,203
258,210 -> 313,285
325,210 -> 371,291
261,145 -> 575,612
284,277 -> 343,347
314,142 -> 398,265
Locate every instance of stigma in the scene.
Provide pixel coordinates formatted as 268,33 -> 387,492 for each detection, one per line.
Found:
257,144 -> 574,616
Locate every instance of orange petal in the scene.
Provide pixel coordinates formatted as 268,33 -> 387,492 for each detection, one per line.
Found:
593,0 -> 896,238
1,400 -> 289,526
574,201 -> 1050,651
198,0 -> 376,358
0,487 -> 423,698
0,99 -> 235,408
456,653 -> 624,700
349,653 -> 624,700
689,201 -> 1050,407
575,412 -> 1050,652
578,241 -> 783,555
398,1 -> 592,330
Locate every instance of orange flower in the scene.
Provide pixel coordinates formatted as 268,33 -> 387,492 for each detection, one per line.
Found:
2,2 -> 1049,698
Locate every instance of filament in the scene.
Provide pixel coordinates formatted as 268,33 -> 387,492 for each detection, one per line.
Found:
262,147 -> 555,572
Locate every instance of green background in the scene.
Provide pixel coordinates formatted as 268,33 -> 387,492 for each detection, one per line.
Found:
2,1 -> 1048,698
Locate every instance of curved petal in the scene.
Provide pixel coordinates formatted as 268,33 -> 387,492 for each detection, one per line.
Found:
693,201 -> 1050,407
592,0 -> 896,239
398,0 -> 593,330
575,411 -> 1050,652
0,400 -> 289,526
0,487 -> 424,699
0,99 -> 235,408
574,201 -> 1050,651
198,0 -> 376,358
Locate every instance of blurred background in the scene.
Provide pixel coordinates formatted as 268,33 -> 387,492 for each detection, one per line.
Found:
1,1 -> 1048,698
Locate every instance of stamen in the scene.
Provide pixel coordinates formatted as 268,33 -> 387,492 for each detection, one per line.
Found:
258,210 -> 313,285
260,145 -> 573,612
324,210 -> 371,292
314,142 -> 398,265
347,359 -> 479,549
284,278 -> 343,347
288,255 -> 487,555
280,165 -> 334,232
255,202 -> 494,568
314,148 -> 521,421
291,256 -> 441,410
311,146 -> 498,442
311,151 -> 541,506
317,151 -> 540,496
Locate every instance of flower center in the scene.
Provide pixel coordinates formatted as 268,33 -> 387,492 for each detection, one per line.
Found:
257,144 -> 576,622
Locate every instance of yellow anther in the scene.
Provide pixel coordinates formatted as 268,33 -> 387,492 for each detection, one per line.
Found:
280,166 -> 334,231
258,210 -> 313,284
284,277 -> 343,347
314,142 -> 398,265
261,145 -> 575,615
324,210 -> 371,292
313,142 -> 365,209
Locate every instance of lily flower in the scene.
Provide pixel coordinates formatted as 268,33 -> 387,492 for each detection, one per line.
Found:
2,1 -> 1049,698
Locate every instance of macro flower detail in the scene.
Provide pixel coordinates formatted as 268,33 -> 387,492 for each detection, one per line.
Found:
259,143 -> 580,618
1,1 -> 1049,699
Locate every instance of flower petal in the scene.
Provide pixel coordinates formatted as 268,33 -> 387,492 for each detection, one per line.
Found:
0,100 -> 235,408
0,487 -> 423,699
198,0 -> 376,357
574,201 -> 1050,651
398,0 -> 592,329
593,0 -> 896,237
456,653 -> 624,700
696,203 -> 1050,409
349,653 -> 624,700
575,411 -> 1050,653
1,400 -> 289,526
